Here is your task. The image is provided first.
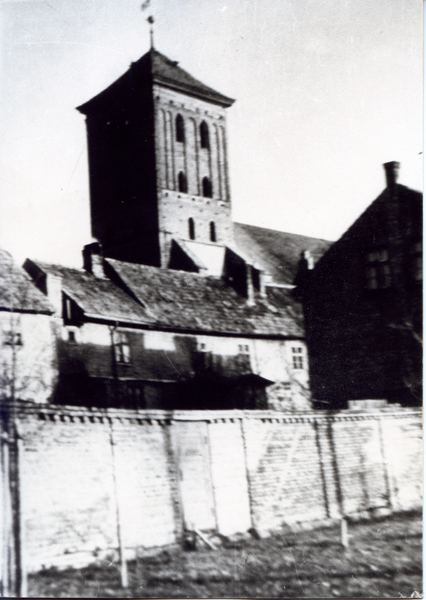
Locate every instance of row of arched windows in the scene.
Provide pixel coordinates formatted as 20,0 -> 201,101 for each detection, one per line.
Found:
188,218 -> 216,242
175,114 -> 210,149
178,172 -> 212,198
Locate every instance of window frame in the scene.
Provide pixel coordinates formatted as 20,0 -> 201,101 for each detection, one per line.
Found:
114,331 -> 132,365
364,247 -> 391,290
291,346 -> 304,370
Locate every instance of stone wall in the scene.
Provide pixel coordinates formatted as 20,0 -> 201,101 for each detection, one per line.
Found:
3,404 -> 421,572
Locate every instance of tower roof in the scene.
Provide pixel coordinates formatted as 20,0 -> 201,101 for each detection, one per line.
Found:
77,48 -> 234,115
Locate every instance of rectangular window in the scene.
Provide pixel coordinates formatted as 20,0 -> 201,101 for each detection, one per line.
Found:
127,384 -> 145,409
292,347 -> 304,369
238,344 -> 250,354
365,248 -> 391,289
114,331 -> 131,364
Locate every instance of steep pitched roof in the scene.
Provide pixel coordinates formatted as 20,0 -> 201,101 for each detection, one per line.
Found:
234,223 -> 332,285
0,250 -> 53,314
149,49 -> 234,106
27,261 -> 155,325
307,184 -> 423,280
106,259 -> 304,337
77,48 -> 234,114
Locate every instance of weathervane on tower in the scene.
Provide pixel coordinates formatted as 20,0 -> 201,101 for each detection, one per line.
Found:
141,0 -> 155,49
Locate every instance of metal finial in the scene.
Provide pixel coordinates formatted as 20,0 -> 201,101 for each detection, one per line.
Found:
147,15 -> 154,49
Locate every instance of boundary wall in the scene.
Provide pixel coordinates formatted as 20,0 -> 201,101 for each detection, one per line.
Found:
1,404 -> 422,572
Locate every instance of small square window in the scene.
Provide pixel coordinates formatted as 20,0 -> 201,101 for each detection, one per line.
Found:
238,344 -> 250,354
68,330 -> 76,342
3,331 -> 22,346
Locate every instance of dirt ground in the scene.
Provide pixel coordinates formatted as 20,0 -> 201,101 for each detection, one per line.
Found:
28,510 -> 422,598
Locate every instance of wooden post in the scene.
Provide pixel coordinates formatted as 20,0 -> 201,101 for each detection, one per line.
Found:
109,423 -> 128,589
340,517 -> 348,548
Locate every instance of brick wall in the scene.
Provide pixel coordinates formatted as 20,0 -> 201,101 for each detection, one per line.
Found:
4,405 -> 421,572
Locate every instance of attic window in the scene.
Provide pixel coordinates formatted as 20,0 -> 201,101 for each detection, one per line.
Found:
178,171 -> 188,193
292,347 -> 304,369
202,177 -> 212,198
114,331 -> 131,364
209,221 -> 216,242
188,218 -> 195,240
176,114 -> 185,143
200,121 -> 210,149
365,248 -> 391,289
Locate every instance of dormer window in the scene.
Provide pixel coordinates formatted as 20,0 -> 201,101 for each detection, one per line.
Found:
202,177 -> 212,198
209,221 -> 216,242
200,121 -> 210,149
365,248 -> 391,289
178,171 -> 188,193
188,218 -> 195,240
176,114 -> 185,143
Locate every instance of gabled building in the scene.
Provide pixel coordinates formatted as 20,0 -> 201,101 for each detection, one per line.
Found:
297,162 -> 422,408
23,45 -> 331,411
0,249 -> 56,403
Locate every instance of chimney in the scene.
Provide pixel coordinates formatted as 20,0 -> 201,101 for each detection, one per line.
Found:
303,250 -> 315,270
246,264 -> 255,307
45,273 -> 63,314
258,269 -> 267,298
383,161 -> 400,189
83,242 -> 106,279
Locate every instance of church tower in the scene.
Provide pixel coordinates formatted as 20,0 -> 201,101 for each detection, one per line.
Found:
77,48 -> 235,270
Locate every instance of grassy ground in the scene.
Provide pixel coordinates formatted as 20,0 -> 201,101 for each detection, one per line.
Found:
28,511 -> 422,598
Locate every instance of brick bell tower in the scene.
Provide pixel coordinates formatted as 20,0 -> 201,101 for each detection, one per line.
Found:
77,46 -> 235,269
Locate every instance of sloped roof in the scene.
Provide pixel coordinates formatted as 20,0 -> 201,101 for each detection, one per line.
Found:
28,261 -> 155,325
77,48 -> 234,114
149,49 -> 234,106
106,259 -> 304,337
0,250 -> 53,314
234,223 -> 332,285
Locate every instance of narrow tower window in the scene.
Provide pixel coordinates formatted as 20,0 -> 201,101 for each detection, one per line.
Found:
178,171 -> 187,193
200,121 -> 210,149
176,114 -> 185,143
188,218 -> 195,240
209,221 -> 216,242
202,177 -> 212,198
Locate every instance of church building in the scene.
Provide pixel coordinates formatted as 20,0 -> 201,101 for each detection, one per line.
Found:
24,46 -> 330,411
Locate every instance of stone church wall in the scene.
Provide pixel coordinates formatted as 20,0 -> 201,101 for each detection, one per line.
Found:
6,404 -> 422,572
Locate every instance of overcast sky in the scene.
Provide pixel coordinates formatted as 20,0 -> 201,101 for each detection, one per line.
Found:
0,0 -> 422,267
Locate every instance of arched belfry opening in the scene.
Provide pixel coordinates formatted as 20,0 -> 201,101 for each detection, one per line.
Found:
202,177 -> 212,198
176,114 -> 185,143
200,121 -> 210,149
188,218 -> 195,240
178,171 -> 187,193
